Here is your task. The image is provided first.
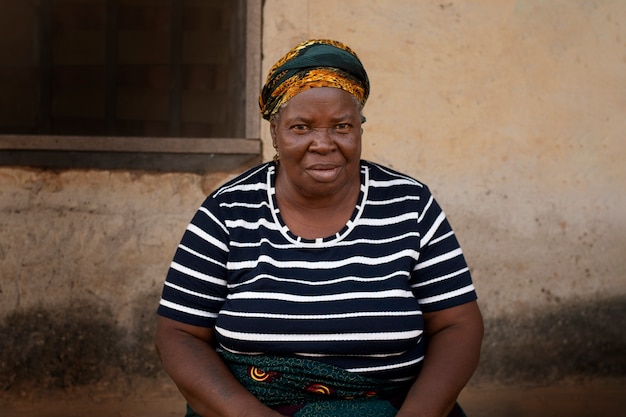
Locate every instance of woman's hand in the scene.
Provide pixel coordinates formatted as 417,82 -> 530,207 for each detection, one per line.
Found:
396,301 -> 484,417
155,316 -> 285,417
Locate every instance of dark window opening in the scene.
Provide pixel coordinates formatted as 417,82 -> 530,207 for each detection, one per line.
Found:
0,0 -> 261,172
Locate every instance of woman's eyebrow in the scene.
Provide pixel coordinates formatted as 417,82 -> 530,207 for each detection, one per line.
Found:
283,112 -> 355,125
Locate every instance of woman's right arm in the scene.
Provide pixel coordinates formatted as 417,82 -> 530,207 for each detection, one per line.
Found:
155,316 -> 284,417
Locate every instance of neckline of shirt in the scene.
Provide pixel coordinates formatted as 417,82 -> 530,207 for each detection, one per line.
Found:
267,162 -> 369,246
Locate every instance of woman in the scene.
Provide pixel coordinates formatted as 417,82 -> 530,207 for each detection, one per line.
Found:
155,39 -> 483,417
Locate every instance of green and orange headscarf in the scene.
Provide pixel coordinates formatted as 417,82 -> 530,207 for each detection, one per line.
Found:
259,39 -> 370,121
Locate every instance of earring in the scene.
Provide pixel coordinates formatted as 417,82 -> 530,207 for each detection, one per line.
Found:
273,144 -> 279,164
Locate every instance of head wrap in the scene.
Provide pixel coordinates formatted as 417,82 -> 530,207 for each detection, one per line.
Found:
259,39 -> 370,121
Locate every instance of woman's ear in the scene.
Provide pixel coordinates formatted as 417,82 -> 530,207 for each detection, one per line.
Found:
270,120 -> 277,145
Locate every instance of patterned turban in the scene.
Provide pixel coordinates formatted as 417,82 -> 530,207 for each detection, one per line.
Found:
259,39 -> 370,121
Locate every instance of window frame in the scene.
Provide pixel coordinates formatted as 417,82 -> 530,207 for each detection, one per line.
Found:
0,0 -> 262,173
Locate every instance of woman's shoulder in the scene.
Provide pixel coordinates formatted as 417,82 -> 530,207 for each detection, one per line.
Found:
209,162 -> 273,198
193,163 -> 273,215
362,160 -> 430,194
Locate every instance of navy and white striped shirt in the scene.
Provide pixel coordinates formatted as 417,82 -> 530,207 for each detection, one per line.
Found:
158,160 -> 476,381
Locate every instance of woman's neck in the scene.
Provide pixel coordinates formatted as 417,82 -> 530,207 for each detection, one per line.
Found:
274,169 -> 361,239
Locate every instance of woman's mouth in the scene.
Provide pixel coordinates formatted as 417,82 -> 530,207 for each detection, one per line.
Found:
307,165 -> 341,182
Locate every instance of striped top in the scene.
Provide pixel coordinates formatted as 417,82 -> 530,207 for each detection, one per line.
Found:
157,161 -> 477,381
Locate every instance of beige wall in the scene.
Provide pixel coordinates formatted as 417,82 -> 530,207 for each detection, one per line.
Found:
0,0 -> 624,391
0,168 -> 238,390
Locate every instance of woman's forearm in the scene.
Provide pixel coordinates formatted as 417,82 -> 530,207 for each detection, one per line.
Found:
155,317 -> 284,417
396,302 -> 484,417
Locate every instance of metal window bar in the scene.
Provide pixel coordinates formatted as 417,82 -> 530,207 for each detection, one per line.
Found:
169,0 -> 182,136
105,0 -> 118,135
36,0 -> 52,134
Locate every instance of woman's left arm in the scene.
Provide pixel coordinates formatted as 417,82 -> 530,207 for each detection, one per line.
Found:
396,301 -> 484,417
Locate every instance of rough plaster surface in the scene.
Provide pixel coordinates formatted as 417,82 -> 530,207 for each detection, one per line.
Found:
0,168 -> 234,389
0,169 -> 233,317
0,0 -> 624,392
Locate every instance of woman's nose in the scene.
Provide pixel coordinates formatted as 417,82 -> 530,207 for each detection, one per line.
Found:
309,128 -> 335,152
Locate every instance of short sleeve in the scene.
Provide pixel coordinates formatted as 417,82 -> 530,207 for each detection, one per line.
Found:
157,195 -> 230,327
409,189 -> 477,312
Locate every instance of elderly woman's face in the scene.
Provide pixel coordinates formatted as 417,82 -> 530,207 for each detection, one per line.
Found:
270,87 -> 362,198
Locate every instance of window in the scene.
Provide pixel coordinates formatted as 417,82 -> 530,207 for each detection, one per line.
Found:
0,0 -> 261,172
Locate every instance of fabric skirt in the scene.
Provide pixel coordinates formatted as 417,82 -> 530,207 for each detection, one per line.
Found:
185,351 -> 467,417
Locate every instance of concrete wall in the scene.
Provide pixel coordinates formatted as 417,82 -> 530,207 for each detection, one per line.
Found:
0,169 -> 240,390
0,0 -> 624,393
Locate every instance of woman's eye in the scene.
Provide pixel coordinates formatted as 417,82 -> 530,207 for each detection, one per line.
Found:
291,124 -> 309,132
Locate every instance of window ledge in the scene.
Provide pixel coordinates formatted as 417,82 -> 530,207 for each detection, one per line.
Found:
0,135 -> 262,173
